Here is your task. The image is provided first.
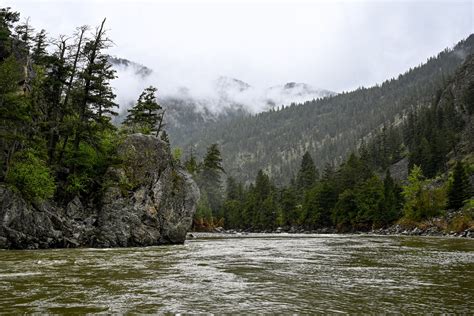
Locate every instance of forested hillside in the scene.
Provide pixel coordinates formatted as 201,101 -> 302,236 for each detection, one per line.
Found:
174,35 -> 474,185
191,54 -> 473,232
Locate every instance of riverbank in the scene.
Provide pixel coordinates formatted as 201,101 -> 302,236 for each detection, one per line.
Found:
189,210 -> 474,239
188,227 -> 474,239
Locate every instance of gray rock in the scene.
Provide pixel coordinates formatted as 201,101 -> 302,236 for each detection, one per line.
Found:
412,227 -> 423,235
389,157 -> 409,182
0,133 -> 199,249
66,196 -> 83,219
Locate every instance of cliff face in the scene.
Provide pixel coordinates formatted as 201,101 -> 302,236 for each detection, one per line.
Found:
0,134 -> 199,249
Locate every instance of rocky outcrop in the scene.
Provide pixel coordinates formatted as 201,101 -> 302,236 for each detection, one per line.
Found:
389,157 -> 409,182
0,134 -> 199,249
93,134 -> 199,247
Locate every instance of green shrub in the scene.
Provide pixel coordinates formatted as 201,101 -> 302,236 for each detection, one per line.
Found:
6,150 -> 55,201
402,165 -> 446,221
172,147 -> 182,163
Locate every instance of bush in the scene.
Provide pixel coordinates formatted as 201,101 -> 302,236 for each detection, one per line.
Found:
402,165 -> 446,221
6,150 -> 55,201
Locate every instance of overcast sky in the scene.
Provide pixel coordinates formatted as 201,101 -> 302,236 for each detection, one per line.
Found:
4,0 -> 473,94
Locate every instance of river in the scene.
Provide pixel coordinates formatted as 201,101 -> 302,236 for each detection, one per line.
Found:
0,234 -> 473,314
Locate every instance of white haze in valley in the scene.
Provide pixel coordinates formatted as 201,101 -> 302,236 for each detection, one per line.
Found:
111,61 -> 334,115
5,0 -> 472,114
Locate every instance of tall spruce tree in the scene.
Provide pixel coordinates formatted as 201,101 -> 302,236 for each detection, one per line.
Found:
184,148 -> 199,175
296,151 -> 318,191
0,8 -> 20,61
448,161 -> 471,209
199,144 -> 225,218
124,86 -> 164,136
380,169 -> 402,225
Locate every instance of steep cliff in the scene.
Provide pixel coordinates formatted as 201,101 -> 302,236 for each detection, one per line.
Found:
0,134 -> 199,249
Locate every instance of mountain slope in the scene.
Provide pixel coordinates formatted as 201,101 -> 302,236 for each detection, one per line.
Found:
172,35 -> 474,185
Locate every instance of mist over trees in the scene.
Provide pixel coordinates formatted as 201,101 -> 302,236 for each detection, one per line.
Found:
171,36 -> 474,185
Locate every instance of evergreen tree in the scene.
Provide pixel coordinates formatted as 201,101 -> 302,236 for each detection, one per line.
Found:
0,7 -> 20,61
222,198 -> 241,229
254,170 -> 272,200
302,181 -> 336,228
296,151 -> 318,191
124,86 -> 164,136
380,169 -> 402,225
251,170 -> 275,229
225,176 -> 239,200
279,186 -> 299,227
333,188 -> 357,230
337,152 -> 372,192
448,161 -> 471,209
31,29 -> 47,65
199,144 -> 225,218
14,17 -> 34,51
72,19 -> 117,152
184,149 -> 199,175
353,176 -> 384,229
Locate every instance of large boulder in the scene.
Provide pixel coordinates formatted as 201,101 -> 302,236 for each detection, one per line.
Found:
93,134 -> 199,247
0,134 -> 199,249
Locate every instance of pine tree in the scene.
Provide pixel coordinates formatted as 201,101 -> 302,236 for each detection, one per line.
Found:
302,181 -> 336,228
184,148 -> 199,175
14,17 -> 34,53
0,8 -> 20,61
124,86 -> 164,136
199,144 -> 225,218
448,161 -> 471,209
72,18 -> 118,155
296,151 -> 318,191
280,186 -> 299,226
225,176 -> 239,200
252,170 -> 274,229
202,144 -> 224,174
31,29 -> 47,65
380,169 -> 402,225
55,27 -> 87,166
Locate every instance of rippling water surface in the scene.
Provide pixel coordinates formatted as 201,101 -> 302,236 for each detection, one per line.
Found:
0,234 -> 473,313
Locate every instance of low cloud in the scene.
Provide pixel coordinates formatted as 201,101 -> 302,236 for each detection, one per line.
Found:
10,0 -> 469,115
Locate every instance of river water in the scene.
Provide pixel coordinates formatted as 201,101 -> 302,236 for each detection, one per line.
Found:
0,234 -> 473,314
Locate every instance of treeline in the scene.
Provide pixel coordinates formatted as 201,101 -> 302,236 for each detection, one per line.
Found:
0,8 -> 167,202
188,63 -> 474,231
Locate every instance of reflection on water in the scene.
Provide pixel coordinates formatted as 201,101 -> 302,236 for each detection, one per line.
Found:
0,234 -> 473,313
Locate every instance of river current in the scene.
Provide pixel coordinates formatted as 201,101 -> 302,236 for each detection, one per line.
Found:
0,234 -> 473,313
